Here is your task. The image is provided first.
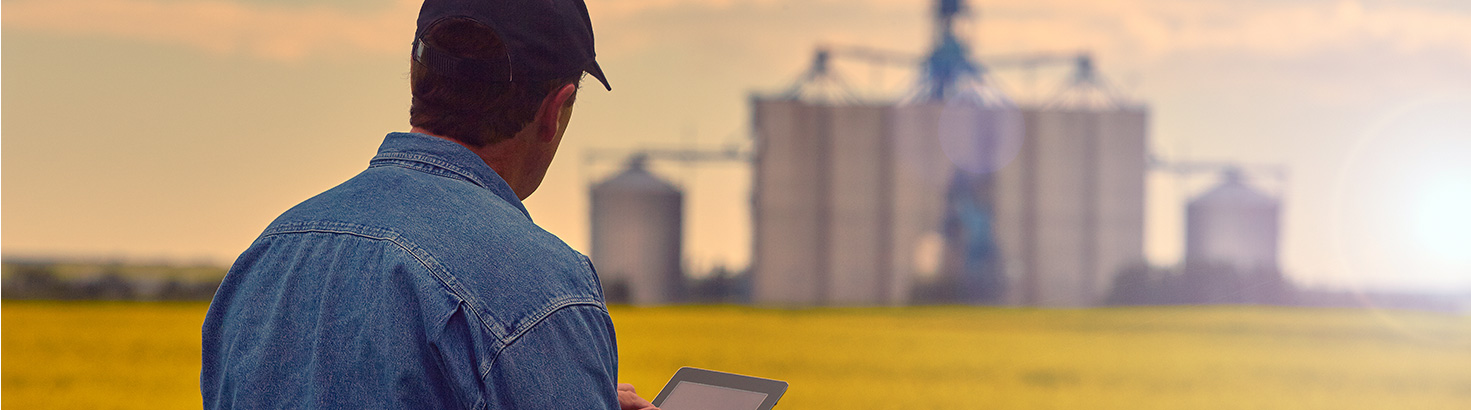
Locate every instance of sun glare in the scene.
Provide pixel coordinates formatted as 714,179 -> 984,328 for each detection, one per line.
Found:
1412,171 -> 1471,265
1333,97 -> 1471,290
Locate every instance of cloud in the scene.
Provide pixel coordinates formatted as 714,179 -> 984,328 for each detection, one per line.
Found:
964,0 -> 1471,60
0,0 -> 770,61
4,0 -> 1469,63
2,0 -> 418,61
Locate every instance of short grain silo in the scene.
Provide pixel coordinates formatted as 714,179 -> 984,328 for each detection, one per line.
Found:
1184,169 -> 1280,273
590,156 -> 684,305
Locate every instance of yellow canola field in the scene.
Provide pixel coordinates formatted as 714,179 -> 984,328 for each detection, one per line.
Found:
4,302 -> 1469,410
4,302 -> 207,410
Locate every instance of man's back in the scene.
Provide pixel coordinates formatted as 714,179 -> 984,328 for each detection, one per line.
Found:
201,132 -> 619,409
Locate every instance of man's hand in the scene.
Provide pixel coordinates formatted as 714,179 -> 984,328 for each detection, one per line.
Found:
618,383 -> 658,410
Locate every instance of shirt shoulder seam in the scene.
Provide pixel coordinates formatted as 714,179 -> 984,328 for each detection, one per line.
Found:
259,221 -> 511,339
481,300 -> 609,381
260,221 -> 607,384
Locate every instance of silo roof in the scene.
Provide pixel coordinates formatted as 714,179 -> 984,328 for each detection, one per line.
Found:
593,160 -> 680,193
1190,174 -> 1276,208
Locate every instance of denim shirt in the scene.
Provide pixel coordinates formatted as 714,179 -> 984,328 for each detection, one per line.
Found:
202,132 -> 619,410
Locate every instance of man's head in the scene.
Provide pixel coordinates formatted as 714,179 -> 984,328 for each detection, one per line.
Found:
409,0 -> 609,147
408,0 -> 609,197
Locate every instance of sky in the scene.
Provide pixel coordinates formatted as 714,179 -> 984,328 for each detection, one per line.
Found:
4,0 -> 1470,294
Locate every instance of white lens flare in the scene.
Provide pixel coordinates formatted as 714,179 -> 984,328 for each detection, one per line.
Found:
1412,172 -> 1471,265
1331,97 -> 1471,293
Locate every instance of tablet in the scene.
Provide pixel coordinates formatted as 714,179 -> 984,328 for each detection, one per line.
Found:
650,367 -> 788,410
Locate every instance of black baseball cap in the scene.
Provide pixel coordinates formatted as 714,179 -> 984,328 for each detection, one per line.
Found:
414,0 -> 611,91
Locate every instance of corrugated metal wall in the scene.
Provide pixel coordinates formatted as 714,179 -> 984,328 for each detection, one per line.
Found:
888,103 -> 952,305
753,99 -> 825,305
995,108 -> 1147,306
1026,109 -> 1089,306
1093,109 -> 1149,302
827,105 -> 893,304
753,99 -> 904,305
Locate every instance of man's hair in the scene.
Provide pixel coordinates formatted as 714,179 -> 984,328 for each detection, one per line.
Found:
410,17 -> 581,147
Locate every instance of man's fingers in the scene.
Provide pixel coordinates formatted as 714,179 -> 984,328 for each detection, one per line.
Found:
618,390 -> 649,405
618,390 -> 656,410
618,383 -> 659,410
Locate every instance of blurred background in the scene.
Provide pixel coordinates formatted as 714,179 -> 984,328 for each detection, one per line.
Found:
3,0 -> 1470,409
6,0 -> 1470,309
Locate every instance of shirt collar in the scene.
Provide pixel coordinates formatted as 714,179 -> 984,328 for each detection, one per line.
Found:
370,132 -> 531,220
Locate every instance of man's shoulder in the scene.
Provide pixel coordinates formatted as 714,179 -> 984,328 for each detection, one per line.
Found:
252,166 -> 606,338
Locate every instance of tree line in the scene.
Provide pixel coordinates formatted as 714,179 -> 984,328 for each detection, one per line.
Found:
2,262 -> 222,301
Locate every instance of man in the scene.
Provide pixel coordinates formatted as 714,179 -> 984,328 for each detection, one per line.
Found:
201,0 -> 657,409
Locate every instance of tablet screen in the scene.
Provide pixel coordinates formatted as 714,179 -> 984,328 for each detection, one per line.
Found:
658,381 -> 769,410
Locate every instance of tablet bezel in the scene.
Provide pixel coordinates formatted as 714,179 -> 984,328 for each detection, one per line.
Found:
650,367 -> 788,410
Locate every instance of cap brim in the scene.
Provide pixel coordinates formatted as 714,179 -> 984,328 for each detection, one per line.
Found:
585,61 -> 611,91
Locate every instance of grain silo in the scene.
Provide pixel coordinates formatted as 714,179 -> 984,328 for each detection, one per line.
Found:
1185,169 -> 1280,273
982,76 -> 1147,306
886,102 -> 954,304
988,107 -> 1147,306
590,156 -> 684,305
751,98 -> 900,305
751,0 -> 1025,306
751,92 -> 1023,305
751,0 -> 1148,307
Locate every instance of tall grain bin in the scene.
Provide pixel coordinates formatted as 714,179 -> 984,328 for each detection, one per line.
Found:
991,102 -> 1148,307
750,0 -> 1149,306
887,102 -> 953,304
752,95 -> 1023,306
1185,170 -> 1280,273
751,98 -> 897,305
590,157 -> 684,305
826,104 -> 895,304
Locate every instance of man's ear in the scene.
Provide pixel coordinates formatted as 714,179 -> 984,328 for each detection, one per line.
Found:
535,83 -> 578,142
